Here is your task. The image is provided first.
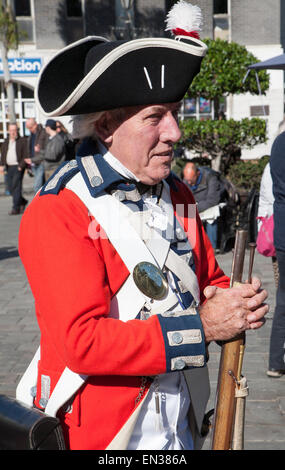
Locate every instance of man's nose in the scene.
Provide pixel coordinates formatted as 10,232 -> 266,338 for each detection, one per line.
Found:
160,112 -> 182,143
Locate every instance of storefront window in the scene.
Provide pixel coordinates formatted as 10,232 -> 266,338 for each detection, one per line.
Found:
184,98 -> 196,114
199,97 -> 212,114
180,97 -> 213,120
0,81 -> 35,141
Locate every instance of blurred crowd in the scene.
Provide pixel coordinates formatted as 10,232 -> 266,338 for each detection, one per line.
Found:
0,118 -> 79,215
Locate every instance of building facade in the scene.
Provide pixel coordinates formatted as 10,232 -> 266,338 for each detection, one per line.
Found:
186,0 -> 285,158
1,0 -> 284,158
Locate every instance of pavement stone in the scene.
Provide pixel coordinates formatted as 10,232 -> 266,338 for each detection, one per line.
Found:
0,173 -> 285,450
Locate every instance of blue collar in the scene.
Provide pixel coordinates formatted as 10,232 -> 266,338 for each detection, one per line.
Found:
76,152 -> 132,197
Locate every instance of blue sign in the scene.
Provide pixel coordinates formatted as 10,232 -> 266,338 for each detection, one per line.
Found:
0,58 -> 42,76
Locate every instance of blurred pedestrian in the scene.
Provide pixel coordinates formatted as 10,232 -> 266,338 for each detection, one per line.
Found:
55,120 -> 68,137
183,162 -> 222,250
257,160 -> 279,289
43,119 -> 66,181
25,118 -> 48,193
55,120 -> 78,160
4,171 -> 10,195
257,162 -> 274,228
267,123 -> 285,377
0,123 -> 28,215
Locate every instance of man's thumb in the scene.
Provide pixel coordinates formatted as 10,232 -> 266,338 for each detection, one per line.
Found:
203,285 -> 218,299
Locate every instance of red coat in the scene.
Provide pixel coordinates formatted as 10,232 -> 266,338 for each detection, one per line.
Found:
18,176 -> 229,450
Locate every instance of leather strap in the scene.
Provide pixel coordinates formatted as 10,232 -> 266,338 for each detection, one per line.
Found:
16,346 -> 41,406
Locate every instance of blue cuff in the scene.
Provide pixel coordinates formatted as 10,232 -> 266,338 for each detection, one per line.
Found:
157,309 -> 206,373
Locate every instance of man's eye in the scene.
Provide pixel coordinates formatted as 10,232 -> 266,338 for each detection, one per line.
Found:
148,114 -> 161,120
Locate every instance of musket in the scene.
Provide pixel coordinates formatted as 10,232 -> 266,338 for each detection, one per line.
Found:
211,230 -> 256,450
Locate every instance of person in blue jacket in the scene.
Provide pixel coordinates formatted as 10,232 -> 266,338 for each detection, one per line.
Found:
268,130 -> 285,377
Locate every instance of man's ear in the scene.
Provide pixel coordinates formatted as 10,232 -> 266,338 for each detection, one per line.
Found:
94,112 -> 113,145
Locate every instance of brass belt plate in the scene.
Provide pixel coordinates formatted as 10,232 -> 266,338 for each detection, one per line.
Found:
133,262 -> 168,300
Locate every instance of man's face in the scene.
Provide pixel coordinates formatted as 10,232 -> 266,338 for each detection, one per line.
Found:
100,102 -> 182,185
45,126 -> 53,136
26,120 -> 37,134
183,164 -> 198,185
8,124 -> 18,140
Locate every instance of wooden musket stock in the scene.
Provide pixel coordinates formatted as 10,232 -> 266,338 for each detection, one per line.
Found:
211,230 -> 253,450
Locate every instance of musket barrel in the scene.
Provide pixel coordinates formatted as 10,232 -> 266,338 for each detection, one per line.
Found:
211,230 -> 248,450
247,242 -> 256,283
230,230 -> 248,287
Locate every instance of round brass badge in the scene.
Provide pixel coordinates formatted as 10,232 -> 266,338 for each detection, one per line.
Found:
133,262 -> 168,300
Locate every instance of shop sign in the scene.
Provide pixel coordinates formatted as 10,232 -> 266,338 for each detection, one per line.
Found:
0,58 -> 42,75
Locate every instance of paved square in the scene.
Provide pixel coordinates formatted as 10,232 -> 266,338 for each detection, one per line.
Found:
0,174 -> 284,450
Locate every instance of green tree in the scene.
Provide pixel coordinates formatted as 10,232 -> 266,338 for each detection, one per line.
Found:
226,155 -> 269,191
178,38 -> 270,173
179,117 -> 267,173
0,1 -> 18,122
189,38 -> 269,116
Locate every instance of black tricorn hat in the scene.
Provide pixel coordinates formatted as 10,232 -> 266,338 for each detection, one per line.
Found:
36,4 -> 207,117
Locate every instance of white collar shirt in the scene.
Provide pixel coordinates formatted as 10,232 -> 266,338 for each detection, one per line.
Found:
6,139 -> 18,166
97,141 -> 194,450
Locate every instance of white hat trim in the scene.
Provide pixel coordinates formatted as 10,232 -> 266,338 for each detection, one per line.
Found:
36,36 -> 207,117
35,35 -> 108,116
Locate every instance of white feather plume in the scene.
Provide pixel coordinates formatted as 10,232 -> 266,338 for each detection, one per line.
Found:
165,1 -> 203,34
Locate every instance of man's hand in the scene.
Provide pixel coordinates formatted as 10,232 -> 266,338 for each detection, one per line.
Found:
24,158 -> 32,165
0,165 -> 4,174
199,277 -> 268,342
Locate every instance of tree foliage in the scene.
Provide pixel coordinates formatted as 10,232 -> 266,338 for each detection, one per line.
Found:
0,4 -> 18,50
0,3 -> 20,122
175,38 -> 270,174
226,155 -> 270,190
178,117 -> 267,173
188,38 -> 270,100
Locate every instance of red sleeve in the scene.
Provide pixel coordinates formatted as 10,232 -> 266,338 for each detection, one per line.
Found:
19,188 -> 207,378
19,189 -> 167,377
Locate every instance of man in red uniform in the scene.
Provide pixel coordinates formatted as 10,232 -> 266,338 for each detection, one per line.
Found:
17,3 -> 268,450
